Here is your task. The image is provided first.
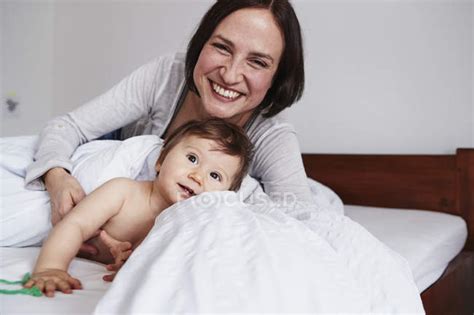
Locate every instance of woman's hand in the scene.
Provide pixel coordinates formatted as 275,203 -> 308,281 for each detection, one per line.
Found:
100,230 -> 132,282
43,167 -> 86,225
24,269 -> 82,297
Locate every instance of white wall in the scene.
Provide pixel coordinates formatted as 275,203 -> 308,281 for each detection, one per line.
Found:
1,0 -> 472,154
52,0 -> 211,115
1,0 -> 54,136
289,0 -> 473,154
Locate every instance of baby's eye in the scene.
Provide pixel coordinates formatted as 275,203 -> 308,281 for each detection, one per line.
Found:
209,172 -> 222,182
187,154 -> 198,164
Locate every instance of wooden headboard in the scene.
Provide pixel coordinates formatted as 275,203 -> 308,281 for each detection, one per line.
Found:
302,148 -> 474,250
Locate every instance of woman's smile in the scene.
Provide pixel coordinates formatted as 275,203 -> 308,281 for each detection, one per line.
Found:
209,80 -> 244,101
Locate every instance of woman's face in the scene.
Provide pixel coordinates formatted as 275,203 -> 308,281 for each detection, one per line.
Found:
193,8 -> 284,126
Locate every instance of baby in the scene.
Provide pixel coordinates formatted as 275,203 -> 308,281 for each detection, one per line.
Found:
24,118 -> 253,297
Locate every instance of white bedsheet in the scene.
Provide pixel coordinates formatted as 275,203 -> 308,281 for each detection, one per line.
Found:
0,205 -> 465,313
3,202 -> 465,313
0,135 -> 424,313
345,205 -> 467,292
0,247 -> 110,314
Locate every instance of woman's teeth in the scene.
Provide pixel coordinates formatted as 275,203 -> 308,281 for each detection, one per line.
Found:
212,83 -> 241,100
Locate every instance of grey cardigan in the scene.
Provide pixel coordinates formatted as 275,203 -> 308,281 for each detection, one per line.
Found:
26,53 -> 312,202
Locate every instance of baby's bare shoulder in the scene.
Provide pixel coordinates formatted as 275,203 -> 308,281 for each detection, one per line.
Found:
101,177 -> 142,194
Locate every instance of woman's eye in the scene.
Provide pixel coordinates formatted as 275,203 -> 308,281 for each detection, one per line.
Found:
251,59 -> 268,69
210,172 -> 222,182
187,154 -> 198,164
212,43 -> 230,54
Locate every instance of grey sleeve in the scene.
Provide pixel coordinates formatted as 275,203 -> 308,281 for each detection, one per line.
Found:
250,124 -> 313,203
25,57 -> 165,190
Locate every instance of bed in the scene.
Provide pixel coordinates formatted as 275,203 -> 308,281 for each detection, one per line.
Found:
0,143 -> 472,313
302,148 -> 474,315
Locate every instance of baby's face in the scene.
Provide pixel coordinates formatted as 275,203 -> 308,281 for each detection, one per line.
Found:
155,136 -> 241,204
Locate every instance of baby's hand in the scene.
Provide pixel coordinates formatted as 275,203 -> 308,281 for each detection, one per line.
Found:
23,269 -> 82,297
100,230 -> 132,282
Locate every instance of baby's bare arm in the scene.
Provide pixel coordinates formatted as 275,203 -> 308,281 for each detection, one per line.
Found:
30,178 -> 134,295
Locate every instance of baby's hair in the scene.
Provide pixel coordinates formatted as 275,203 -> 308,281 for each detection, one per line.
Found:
157,118 -> 253,190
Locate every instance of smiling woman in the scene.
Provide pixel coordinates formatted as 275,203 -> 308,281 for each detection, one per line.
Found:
8,0 -> 311,250
190,8 -> 284,125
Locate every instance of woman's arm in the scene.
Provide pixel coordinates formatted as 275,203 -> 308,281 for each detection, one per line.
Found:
23,57 -> 170,228
250,122 -> 313,204
25,58 -> 166,190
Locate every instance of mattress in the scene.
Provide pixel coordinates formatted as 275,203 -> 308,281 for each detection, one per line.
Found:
345,205 -> 468,292
0,247 -> 110,314
0,206 -> 467,313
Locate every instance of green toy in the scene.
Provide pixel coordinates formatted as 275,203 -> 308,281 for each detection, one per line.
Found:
0,273 -> 43,297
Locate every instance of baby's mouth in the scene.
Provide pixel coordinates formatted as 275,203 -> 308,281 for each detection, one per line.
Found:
178,183 -> 195,197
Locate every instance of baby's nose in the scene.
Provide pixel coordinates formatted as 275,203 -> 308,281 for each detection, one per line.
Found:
188,171 -> 203,186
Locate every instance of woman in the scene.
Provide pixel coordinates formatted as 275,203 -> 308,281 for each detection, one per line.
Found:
26,0 -> 312,243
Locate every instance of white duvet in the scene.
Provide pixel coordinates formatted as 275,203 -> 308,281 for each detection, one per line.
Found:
0,136 -> 424,313
95,195 -> 424,313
